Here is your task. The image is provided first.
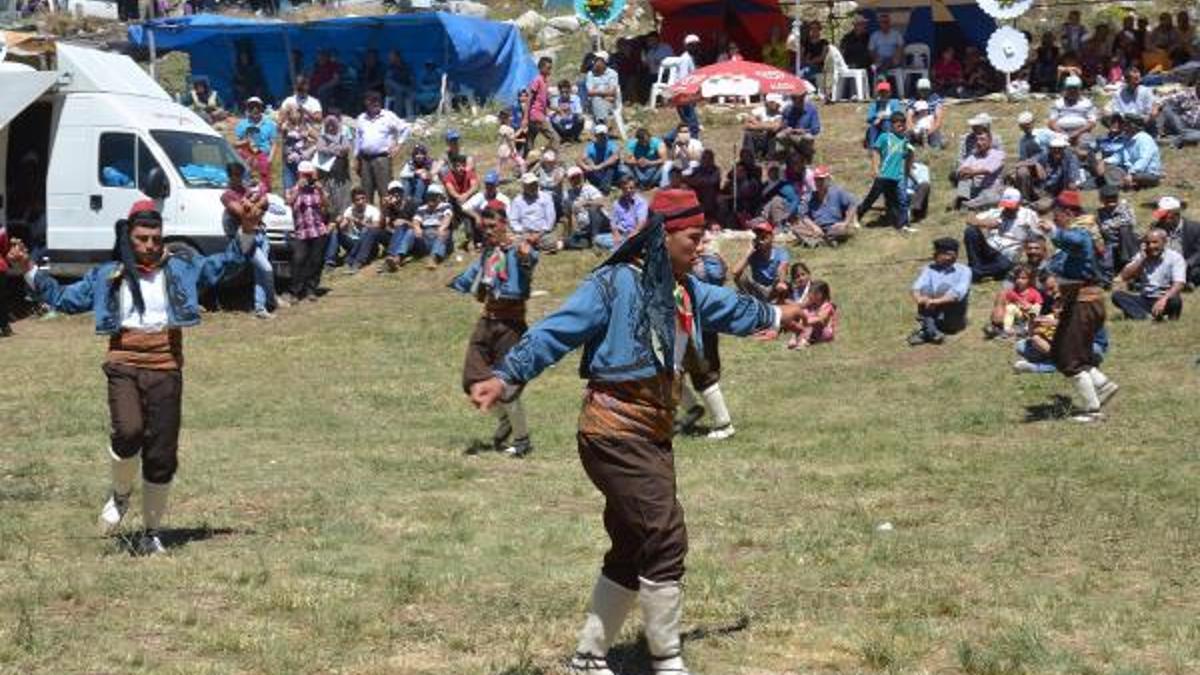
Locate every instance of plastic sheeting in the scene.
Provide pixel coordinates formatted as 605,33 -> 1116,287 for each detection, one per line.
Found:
855,0 -> 997,56
649,0 -> 789,62
128,12 -> 538,107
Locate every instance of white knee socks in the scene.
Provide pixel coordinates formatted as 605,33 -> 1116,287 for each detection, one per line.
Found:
639,577 -> 687,673
142,480 -> 170,531
108,447 -> 138,497
699,384 -> 731,428
574,574 -> 639,661
1088,368 -> 1110,390
1072,372 -> 1100,411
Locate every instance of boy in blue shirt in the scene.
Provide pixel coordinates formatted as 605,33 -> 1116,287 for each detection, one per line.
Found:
732,219 -> 791,302
858,111 -> 915,232
864,80 -> 903,148
909,237 -> 972,345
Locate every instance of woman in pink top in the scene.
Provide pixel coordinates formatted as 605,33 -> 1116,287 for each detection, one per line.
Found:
787,279 -> 837,349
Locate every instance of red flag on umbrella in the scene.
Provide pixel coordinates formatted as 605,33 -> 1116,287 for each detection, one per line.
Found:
668,58 -> 814,104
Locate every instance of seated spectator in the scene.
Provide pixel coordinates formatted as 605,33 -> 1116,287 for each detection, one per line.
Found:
600,175 -> 648,250
1112,228 -> 1185,320
533,150 -> 566,222
443,154 -> 480,246
932,46 -> 964,96
787,279 -> 837,350
742,94 -> 784,160
232,49 -> 268,108
906,79 -> 945,148
794,165 -> 856,246
869,12 -> 906,87
732,219 -> 790,302
508,173 -> 559,252
384,50 -> 413,115
496,108 -> 525,178
908,237 -> 971,345
550,79 -> 585,143
1011,134 -> 1079,209
1161,79 -> 1200,148
1173,11 -> 1195,64
179,77 -> 227,125
1047,76 -> 1098,151
315,114 -> 354,218
463,171 -> 512,224
398,143 -> 433,203
562,166 -> 608,249
906,160 -> 932,223
1012,274 -> 1111,373
352,182 -> 412,273
995,266 -> 1043,339
840,14 -> 872,71
1016,111 -> 1043,161
1107,67 -> 1160,130
960,46 -> 996,96
578,124 -> 622,195
1152,196 -> 1200,289
623,127 -> 667,190
858,111 -> 915,232
310,50 -> 343,109
1030,33 -> 1060,93
955,113 -> 1004,164
233,97 -> 277,192
1095,184 -> 1139,284
983,237 -> 1051,338
720,149 -> 764,228
683,149 -> 722,225
953,127 -> 1005,210
800,21 -> 829,84
326,187 -> 377,267
667,124 -> 704,176
759,163 -> 803,228
864,81 -> 903,149
963,187 -> 1038,282
414,61 -> 443,115
777,90 -> 821,161
383,183 -> 453,270
788,262 -> 811,304
585,51 -> 620,126
436,130 -> 475,179
1098,113 -> 1162,190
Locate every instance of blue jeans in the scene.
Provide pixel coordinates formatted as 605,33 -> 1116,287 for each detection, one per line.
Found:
587,165 -> 618,195
247,234 -> 277,312
282,162 -> 299,192
404,176 -> 428,203
624,163 -> 662,190
324,228 -> 361,265
351,227 -> 390,268
676,104 -> 700,138
388,227 -> 448,261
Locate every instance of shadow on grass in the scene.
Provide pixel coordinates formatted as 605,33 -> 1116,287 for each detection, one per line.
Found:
109,526 -> 253,556
606,615 -> 751,674
1023,394 -> 1074,423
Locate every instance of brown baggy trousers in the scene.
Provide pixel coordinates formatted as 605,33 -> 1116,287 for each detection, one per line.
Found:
461,317 -> 527,395
1052,287 -> 1105,377
578,431 -> 689,591
103,362 -> 183,484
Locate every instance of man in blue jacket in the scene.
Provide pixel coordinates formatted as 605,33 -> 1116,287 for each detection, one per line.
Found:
450,208 -> 538,457
6,200 -> 255,555
468,190 -> 805,675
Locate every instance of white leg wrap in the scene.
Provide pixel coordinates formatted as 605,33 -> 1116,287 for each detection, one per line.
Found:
574,574 -> 638,661
700,384 -> 731,428
639,577 -> 688,673
1088,368 -> 1110,390
1072,372 -> 1100,412
141,480 -> 171,531
108,447 -> 138,497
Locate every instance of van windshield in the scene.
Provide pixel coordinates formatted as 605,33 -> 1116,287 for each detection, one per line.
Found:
149,130 -> 242,189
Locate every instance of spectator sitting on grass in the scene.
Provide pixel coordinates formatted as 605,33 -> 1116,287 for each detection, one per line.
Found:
906,160 -> 932,224
326,187 -> 377,268
999,264 -> 1043,337
1112,228 -> 1186,321
383,183 -> 453,271
983,237 -> 1049,339
759,163 -> 803,230
508,173 -> 560,253
532,150 -> 566,222
1095,183 -> 1139,285
955,113 -> 1004,165
1047,75 -> 1097,153
777,89 -> 820,161
906,79 -> 945,148
180,76 -> 227,125
624,127 -> 667,190
953,126 -> 1006,211
667,125 -> 704,178
1097,113 -> 1162,191
550,79 -> 585,143
600,175 -> 647,251
743,94 -> 784,160
794,164 -> 857,247
352,181 -> 413,273
1151,196 -> 1200,289
786,279 -> 837,350
463,171 -> 512,247
789,261 -> 811,305
1160,79 -> 1200,148
684,150 -> 722,225
1010,134 -> 1078,210
398,144 -> 433,204
908,237 -> 971,346
963,187 -> 1038,283
732,218 -> 790,302
561,166 -> 607,249
578,124 -> 622,195
1016,111 -> 1043,161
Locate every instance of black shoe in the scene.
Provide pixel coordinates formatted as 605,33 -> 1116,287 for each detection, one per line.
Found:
134,530 -> 166,556
906,329 -> 927,346
982,324 -> 1003,340
503,436 -> 532,458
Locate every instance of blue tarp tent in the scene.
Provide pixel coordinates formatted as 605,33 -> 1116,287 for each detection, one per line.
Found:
128,13 -> 538,107
857,0 -> 996,58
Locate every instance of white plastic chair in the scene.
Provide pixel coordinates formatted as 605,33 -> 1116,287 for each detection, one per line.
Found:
649,56 -> 683,108
899,43 -> 931,99
826,44 -> 867,102
610,85 -> 628,140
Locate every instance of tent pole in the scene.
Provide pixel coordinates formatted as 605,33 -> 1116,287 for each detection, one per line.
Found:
282,27 -> 297,98
148,27 -> 157,81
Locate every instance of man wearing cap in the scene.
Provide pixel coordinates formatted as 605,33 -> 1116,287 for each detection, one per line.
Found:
1095,184 -> 1140,283
674,35 -> 702,138
864,81 -> 903,149
795,165 -> 857,246
579,125 -> 623,195
562,166 -> 608,249
508,173 -> 559,253
234,97 -> 278,192
909,238 -> 972,345
954,113 -> 1004,165
963,187 -> 1038,282
623,127 -> 668,190
523,56 -> 561,154
6,201 -> 258,555
906,78 -> 945,148
1047,76 -> 1098,150
468,189 -> 806,675
953,130 -> 1006,211
859,111 -> 915,232
743,94 -> 784,160
384,183 -> 453,270
585,51 -> 620,126
732,219 -> 791,302
355,90 -> 411,206
1098,113 -> 1162,190
1011,133 -> 1079,210
1152,196 -> 1200,289
1016,111 -> 1043,161
464,171 -> 512,238
1112,229 -> 1186,321
450,208 -> 539,457
1035,190 -> 1119,422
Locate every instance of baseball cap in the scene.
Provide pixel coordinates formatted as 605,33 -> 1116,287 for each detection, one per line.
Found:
916,77 -> 931,90
484,170 -> 500,185
1055,190 -> 1083,210
1049,134 -> 1070,148
387,180 -> 404,192
1017,111 -> 1034,125
566,166 -> 583,178
998,187 -> 1022,209
245,96 -> 264,107
1153,195 -> 1182,219
594,124 -> 609,135
445,129 -> 461,141
749,218 -> 774,234
297,160 -> 316,175
813,165 -> 832,179
876,80 -> 892,93
1064,75 -> 1083,88
594,50 -> 609,62
684,34 -> 700,45
968,113 -> 992,127
520,172 -> 539,185
426,183 -> 445,196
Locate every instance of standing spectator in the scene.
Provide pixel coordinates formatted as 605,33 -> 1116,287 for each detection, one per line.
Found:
623,127 -> 667,190
1047,76 -> 1098,151
743,94 -> 784,160
562,167 -> 607,249
550,79 -> 585,143
963,187 -> 1038,282
952,129 -> 1005,211
732,219 -> 790,302
1098,114 -> 1162,190
585,52 -> 620,127
868,12 -> 905,88
282,74 -> 323,121
1062,10 -> 1088,53
906,79 -> 945,148
315,114 -> 354,219
1149,12 -> 1179,51
579,125 -> 622,195
233,97 -> 276,192
221,163 -> 280,319
279,102 -> 317,194
398,144 -> 432,204
285,162 -> 329,304
840,14 -> 872,70
232,49 -> 268,107
858,111 -> 915,232
794,165 -> 857,246
908,238 -> 971,345
443,154 -> 480,248
1095,183 -> 1140,284
864,81 -> 902,149
523,57 -> 560,154
1011,134 -> 1078,208
1112,229 -> 1186,320
600,176 -> 648,250
932,46 -> 964,96
675,35 -> 702,137
1152,196 -> 1200,289
354,91 -> 410,206
508,173 -> 559,252
326,187 -> 377,267
496,108 -> 526,179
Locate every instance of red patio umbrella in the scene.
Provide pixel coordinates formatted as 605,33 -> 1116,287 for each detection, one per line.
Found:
667,58 -> 814,103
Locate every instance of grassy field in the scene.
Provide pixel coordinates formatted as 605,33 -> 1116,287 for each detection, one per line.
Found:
3,87 -> 1200,675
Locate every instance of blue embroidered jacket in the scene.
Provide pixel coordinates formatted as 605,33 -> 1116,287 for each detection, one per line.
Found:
448,245 -> 538,301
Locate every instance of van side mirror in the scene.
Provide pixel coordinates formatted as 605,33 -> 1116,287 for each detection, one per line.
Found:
144,167 -> 170,200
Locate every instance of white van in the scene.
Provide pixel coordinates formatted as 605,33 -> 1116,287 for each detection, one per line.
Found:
1,42 -> 292,278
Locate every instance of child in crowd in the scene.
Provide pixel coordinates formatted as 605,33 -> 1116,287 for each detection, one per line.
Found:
787,279 -> 837,350
1001,265 -> 1043,337
497,109 -> 526,178
857,111 -> 915,233
788,262 -> 811,305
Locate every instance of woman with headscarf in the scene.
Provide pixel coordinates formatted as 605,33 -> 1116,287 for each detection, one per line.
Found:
315,114 -> 354,218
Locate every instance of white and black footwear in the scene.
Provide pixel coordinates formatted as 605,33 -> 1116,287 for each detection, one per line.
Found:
98,491 -> 131,535
503,436 -> 533,458
135,530 -> 167,556
571,575 -> 639,675
1070,409 -> 1104,423
568,652 -> 616,675
706,424 -> 735,440
640,578 -> 690,674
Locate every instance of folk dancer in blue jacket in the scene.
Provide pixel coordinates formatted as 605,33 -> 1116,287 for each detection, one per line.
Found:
449,207 -> 539,457
468,190 -> 806,675
1035,190 -> 1119,423
6,200 -> 255,555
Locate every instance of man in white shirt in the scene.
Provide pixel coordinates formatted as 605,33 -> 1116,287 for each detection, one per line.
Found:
562,166 -> 607,249
355,90 -> 411,206
585,52 -> 621,125
328,187 -> 380,268
674,34 -> 701,137
507,173 -> 559,252
281,75 -> 323,120
1047,76 -> 1098,150
963,187 -> 1038,282
1107,67 -> 1161,133
742,94 -> 783,158
1113,228 -> 1186,320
